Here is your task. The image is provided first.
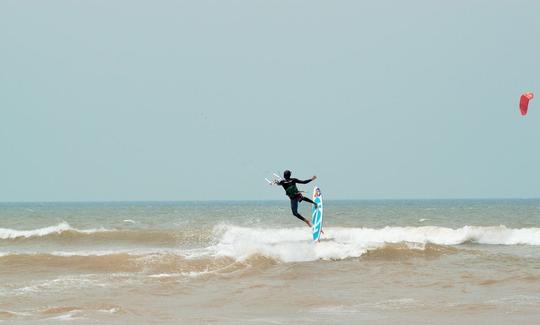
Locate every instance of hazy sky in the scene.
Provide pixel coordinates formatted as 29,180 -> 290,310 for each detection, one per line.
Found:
1,1 -> 539,201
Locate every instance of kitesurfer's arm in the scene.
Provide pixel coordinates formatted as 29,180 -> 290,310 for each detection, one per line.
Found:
296,176 -> 317,184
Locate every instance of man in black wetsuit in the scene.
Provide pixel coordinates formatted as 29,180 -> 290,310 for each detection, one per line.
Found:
277,170 -> 318,228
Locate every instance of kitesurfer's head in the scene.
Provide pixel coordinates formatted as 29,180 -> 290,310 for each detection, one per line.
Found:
283,170 -> 292,180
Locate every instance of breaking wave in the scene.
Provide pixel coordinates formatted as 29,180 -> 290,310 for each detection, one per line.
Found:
0,222 -> 211,246
0,222 -> 107,239
210,225 -> 540,262
1,223 -> 539,265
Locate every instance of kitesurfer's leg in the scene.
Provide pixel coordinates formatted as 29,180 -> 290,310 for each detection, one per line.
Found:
290,198 -> 312,228
301,196 -> 318,209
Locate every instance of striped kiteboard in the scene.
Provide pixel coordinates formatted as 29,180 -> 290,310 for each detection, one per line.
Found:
311,187 -> 323,242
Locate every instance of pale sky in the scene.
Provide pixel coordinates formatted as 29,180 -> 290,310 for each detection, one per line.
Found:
1,1 -> 539,201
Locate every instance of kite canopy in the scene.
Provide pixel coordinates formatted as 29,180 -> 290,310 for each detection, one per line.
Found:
520,92 -> 534,116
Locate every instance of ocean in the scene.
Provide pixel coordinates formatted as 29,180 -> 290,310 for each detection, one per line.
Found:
1,200 -> 539,324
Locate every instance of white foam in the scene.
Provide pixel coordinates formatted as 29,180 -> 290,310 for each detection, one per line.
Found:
311,298 -> 419,314
148,273 -> 180,278
0,248 -> 198,259
11,275 -> 107,296
0,310 -> 32,317
0,222 -> 110,239
46,311 -> 85,321
0,250 -> 132,258
211,226 -> 369,262
486,295 -> 540,306
48,250 -> 133,257
330,225 -> 540,246
209,225 -> 540,262
147,271 -> 209,278
98,307 -> 121,314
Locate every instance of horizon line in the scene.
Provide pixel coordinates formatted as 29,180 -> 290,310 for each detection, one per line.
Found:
1,197 -> 540,204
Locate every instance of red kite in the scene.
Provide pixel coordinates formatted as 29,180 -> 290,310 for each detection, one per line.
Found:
520,92 -> 534,116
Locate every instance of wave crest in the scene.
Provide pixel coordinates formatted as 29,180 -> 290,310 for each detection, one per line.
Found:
210,225 -> 540,262
0,222 -> 211,246
0,222 -> 107,240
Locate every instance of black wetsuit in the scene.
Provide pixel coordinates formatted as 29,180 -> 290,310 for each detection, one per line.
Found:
278,178 -> 317,222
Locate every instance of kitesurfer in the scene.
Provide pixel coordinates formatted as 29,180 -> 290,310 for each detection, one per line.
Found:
277,170 -> 318,227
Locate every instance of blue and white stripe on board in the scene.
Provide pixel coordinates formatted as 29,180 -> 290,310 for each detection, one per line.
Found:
311,187 -> 323,242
